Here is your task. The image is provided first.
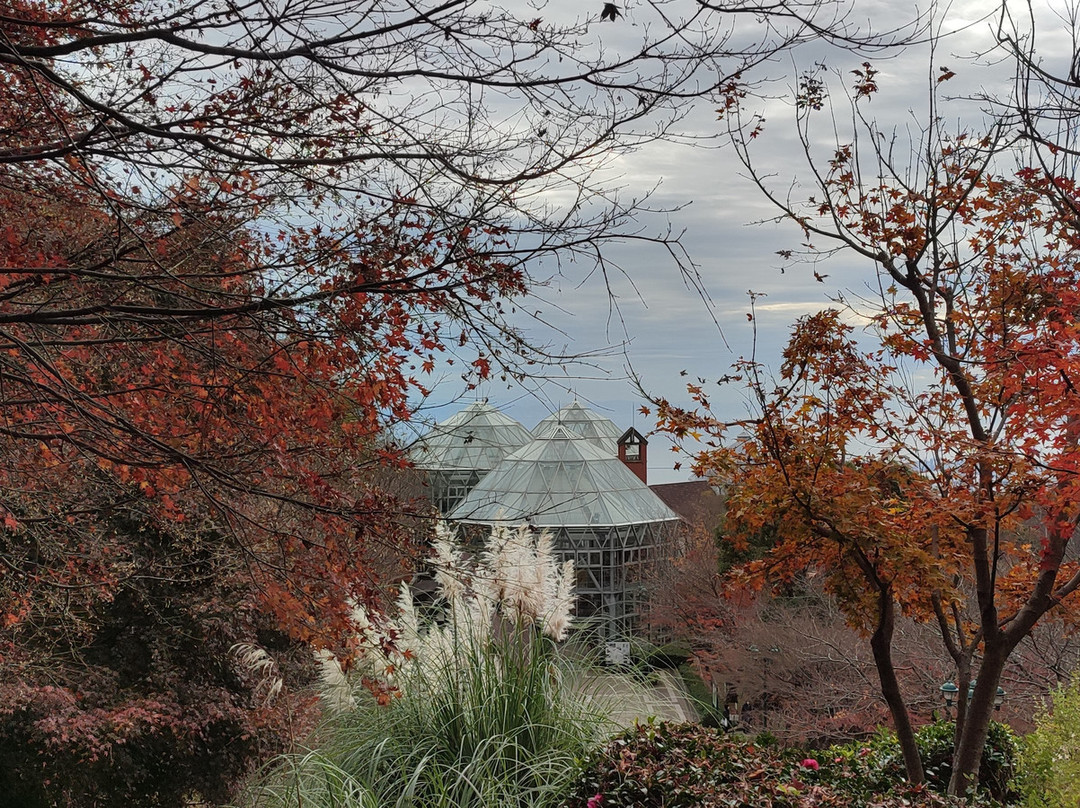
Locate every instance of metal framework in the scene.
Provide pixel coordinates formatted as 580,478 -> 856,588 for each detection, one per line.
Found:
552,522 -> 674,639
532,401 -> 623,451
425,470 -> 485,517
448,423 -> 679,640
410,401 -> 532,514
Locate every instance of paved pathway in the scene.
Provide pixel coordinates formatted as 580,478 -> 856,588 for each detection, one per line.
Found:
579,669 -> 699,728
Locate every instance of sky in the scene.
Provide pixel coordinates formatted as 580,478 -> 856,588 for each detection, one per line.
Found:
406,0 -> 1066,484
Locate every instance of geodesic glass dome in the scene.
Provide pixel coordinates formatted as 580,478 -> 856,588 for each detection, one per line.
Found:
531,401 -> 623,453
448,424 -> 679,639
410,401 -> 532,514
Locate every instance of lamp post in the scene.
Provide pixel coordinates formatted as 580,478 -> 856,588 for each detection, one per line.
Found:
940,681 -> 959,712
940,680 -> 1006,716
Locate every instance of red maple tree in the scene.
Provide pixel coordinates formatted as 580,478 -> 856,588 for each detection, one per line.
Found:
0,172 -> 456,802
654,81 -> 1080,792
0,2 -> 532,800
0,0 -> 926,800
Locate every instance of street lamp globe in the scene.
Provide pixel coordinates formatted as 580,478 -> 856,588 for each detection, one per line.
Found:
940,682 -> 959,708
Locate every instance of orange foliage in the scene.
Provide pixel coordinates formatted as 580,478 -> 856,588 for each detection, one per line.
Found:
655,153 -> 1080,792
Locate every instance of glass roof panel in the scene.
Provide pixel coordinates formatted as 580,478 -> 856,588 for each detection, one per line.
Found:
448,425 -> 679,527
531,402 -> 623,452
410,401 -> 532,472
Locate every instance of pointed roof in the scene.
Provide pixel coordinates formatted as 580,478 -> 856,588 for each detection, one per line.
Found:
410,401 -> 532,472
447,425 -> 679,527
532,401 -> 623,450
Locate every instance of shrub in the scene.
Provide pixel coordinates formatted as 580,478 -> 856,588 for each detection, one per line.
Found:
565,721 -> 994,808
1016,678 -> 1080,808
242,524 -> 608,808
640,642 -> 693,671
917,720 -> 1018,802
565,722 -> 798,808
818,726 -> 904,796
820,720 -> 1018,804
0,586 -> 313,808
676,661 -> 726,728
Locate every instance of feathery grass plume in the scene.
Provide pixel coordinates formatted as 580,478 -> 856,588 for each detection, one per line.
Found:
395,584 -> 421,657
483,521 -> 515,605
514,526 -> 550,624
242,522 -> 607,808
479,523 -> 575,640
312,598 -> 404,713
231,642 -> 284,705
545,559 -> 576,642
533,528 -> 557,601
314,649 -> 356,714
431,521 -> 467,603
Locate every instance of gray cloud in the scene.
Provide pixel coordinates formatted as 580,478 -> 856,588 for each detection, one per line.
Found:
416,0 -> 1061,483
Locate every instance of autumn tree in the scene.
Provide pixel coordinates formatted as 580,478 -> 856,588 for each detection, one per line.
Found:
0,192 -> 437,804
0,0 -> 926,802
654,67 -> 1080,795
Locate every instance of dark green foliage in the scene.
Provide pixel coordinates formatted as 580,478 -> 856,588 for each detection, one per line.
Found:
676,662 -> 725,729
820,721 -> 1018,804
917,721 -> 1017,803
642,642 -> 693,670
565,721 -> 994,808
819,726 -> 910,797
715,523 -> 776,576
755,729 -> 782,747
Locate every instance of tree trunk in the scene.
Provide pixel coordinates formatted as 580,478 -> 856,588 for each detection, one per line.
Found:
870,586 -> 925,785
948,646 -> 1007,795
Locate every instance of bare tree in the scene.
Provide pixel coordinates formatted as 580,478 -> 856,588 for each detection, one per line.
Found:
997,0 -> 1080,160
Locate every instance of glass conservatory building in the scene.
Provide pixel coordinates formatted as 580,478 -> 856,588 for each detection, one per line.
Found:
409,401 -> 533,515
447,424 -> 679,639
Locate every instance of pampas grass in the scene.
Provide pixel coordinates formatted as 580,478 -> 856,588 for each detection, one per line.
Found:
241,524 -> 608,808
231,642 -> 284,705
314,649 -> 357,714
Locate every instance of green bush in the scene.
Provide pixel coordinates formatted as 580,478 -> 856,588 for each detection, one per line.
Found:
623,640 -> 691,678
1016,678 -> 1080,808
819,726 -> 905,796
675,661 -> 725,729
918,720 -> 1017,802
643,642 -> 693,670
565,721 -> 994,808
820,720 -> 1018,804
